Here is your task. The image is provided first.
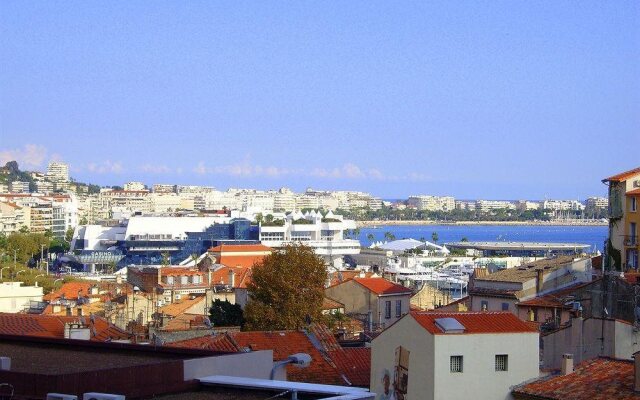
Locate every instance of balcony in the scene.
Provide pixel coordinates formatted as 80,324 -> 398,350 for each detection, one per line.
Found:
624,236 -> 638,247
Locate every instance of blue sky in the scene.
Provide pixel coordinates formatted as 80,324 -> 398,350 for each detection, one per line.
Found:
1,2 -> 638,200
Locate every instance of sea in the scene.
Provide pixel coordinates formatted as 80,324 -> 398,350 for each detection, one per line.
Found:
357,224 -> 608,251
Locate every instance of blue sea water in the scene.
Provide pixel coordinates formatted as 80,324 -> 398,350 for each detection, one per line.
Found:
358,224 -> 608,251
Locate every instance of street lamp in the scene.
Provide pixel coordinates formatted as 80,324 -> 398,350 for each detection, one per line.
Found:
34,274 -> 45,287
0,266 -> 10,280
40,244 -> 46,270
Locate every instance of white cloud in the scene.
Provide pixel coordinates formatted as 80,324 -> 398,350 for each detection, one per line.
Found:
87,160 -> 124,174
194,158 -> 431,183
0,144 -> 48,168
140,164 -> 172,174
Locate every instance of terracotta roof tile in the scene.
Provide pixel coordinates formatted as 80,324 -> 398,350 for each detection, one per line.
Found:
43,282 -> 94,301
322,297 -> 345,310
171,330 -> 345,385
602,167 -> 640,183
352,278 -> 413,296
0,313 -> 129,341
327,271 -> 377,287
513,357 -> 640,399
211,265 -> 253,288
158,296 -> 206,317
328,348 -> 371,387
410,311 -> 538,335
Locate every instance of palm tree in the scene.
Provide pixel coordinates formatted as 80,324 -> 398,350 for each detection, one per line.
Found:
367,233 -> 375,244
384,232 -> 396,242
431,232 -> 439,244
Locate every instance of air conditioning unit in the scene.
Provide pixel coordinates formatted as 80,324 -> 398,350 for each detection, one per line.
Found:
83,394 -> 125,400
46,394 -> 78,400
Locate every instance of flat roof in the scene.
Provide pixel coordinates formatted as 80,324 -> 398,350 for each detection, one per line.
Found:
445,241 -> 591,251
0,335 -> 230,374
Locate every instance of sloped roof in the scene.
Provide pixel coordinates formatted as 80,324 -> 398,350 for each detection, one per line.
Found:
475,256 -> 580,283
513,357 -> 639,399
0,313 -> 129,341
158,296 -> 206,317
43,281 -> 94,301
328,347 -> 371,387
171,330 -> 345,385
327,270 -> 377,286
322,297 -> 345,310
211,265 -> 253,288
602,167 -> 640,183
410,312 -> 538,335
352,277 -> 413,296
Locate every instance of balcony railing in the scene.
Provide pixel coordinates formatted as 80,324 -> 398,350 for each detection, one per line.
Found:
624,236 -> 638,247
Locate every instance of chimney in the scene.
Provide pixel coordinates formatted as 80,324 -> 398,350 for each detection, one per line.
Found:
208,268 -> 212,286
228,269 -> 235,287
561,353 -> 574,375
635,353 -> 640,392
536,268 -> 544,293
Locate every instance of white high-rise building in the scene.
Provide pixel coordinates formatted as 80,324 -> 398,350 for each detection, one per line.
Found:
47,162 -> 69,182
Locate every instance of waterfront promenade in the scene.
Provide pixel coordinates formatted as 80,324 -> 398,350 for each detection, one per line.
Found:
357,219 -> 608,227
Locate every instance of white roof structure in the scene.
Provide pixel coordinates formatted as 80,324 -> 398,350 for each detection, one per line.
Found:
377,238 -> 449,253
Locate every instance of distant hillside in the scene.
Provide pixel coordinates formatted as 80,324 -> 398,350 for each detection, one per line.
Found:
0,161 -> 101,194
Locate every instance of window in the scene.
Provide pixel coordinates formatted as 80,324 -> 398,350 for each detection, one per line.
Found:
495,354 -> 508,371
632,197 -> 637,212
396,300 -> 402,317
501,302 -> 509,311
385,301 -> 391,319
481,300 -> 488,311
450,356 -> 463,373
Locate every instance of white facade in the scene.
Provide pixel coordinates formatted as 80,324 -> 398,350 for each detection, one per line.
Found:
0,282 -> 44,313
371,312 -> 539,400
408,195 -> 456,212
259,210 -> 359,268
46,162 -> 70,182
9,181 -> 30,193
542,200 -> 585,212
476,200 -> 516,212
124,181 -> 146,191
0,202 -> 29,234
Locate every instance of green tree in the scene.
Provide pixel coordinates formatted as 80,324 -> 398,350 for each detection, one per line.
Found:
161,252 -> 171,266
384,231 -> 396,242
431,232 -> 439,244
244,244 -> 327,330
209,299 -> 244,327
65,227 -> 75,243
367,233 -> 375,244
461,237 -> 469,242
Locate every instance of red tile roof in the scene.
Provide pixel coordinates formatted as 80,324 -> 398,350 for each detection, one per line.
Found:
0,313 -> 129,342
328,347 -> 371,387
352,278 -> 413,296
513,357 -> 640,400
171,330 -> 346,385
602,167 -> 640,183
161,268 -> 204,276
328,271 -> 377,286
410,311 -> 538,335
211,265 -> 253,288
43,282 -> 94,302
322,297 -> 345,310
